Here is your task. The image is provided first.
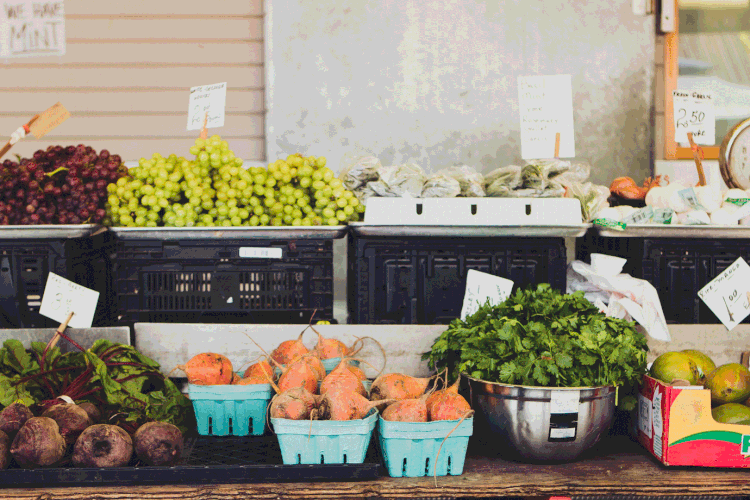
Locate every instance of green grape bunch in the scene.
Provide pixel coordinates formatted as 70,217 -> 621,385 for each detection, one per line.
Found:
104,136 -> 365,227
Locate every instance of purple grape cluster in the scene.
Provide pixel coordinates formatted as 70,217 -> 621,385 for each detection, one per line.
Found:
0,145 -> 127,225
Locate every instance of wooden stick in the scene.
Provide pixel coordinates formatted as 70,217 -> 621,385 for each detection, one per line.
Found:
0,114 -> 40,160
554,132 -> 561,158
687,132 -> 706,186
45,312 -> 75,352
199,112 -> 208,140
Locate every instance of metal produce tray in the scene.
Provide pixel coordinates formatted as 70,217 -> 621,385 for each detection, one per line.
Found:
109,226 -> 348,240
0,224 -> 102,239
349,223 -> 590,238
595,224 -> 750,238
0,434 -> 382,488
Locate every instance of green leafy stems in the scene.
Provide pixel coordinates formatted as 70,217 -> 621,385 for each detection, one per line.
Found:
422,284 -> 649,410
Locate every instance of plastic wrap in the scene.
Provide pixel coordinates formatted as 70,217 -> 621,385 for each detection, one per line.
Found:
339,154 -> 382,191
439,165 -> 485,197
421,174 -> 461,198
485,159 -> 592,198
566,182 -> 611,222
366,163 -> 426,199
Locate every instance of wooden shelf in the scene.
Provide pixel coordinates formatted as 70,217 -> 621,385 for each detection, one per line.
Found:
0,437 -> 747,499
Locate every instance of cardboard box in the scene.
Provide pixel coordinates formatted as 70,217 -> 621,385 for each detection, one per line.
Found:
638,375 -> 750,467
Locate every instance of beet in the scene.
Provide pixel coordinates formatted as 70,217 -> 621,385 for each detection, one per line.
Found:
77,402 -> 101,424
72,425 -> 133,468
0,402 -> 33,439
133,421 -> 183,466
0,430 -> 10,469
42,403 -> 92,447
10,417 -> 66,468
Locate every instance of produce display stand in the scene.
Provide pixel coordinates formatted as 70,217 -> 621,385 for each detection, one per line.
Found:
108,226 -> 346,326
348,223 -> 588,324
0,225 -> 114,329
577,224 -> 750,324
0,437 -> 748,499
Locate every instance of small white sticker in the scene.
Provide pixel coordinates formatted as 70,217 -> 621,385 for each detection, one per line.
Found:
39,273 -> 100,328
460,270 -> 514,320
239,247 -> 283,259
187,82 -> 227,131
550,390 -> 580,414
638,393 -> 653,439
652,386 -> 664,458
549,428 -> 576,439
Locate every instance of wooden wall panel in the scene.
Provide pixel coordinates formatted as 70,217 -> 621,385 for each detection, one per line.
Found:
2,0 -> 266,162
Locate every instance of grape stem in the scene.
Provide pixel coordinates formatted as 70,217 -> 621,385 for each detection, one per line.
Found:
45,166 -> 68,177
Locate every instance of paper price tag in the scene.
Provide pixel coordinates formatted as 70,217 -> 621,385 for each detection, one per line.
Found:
187,82 -> 227,131
550,390 -> 580,414
697,257 -> 750,331
460,269 -> 514,320
28,102 -> 70,139
39,273 -> 99,328
518,74 -> 575,159
0,1 -> 66,58
673,90 -> 715,146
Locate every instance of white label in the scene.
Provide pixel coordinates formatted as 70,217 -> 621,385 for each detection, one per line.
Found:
239,247 -> 283,259
187,82 -> 227,131
673,90 -> 715,146
460,269 -> 514,320
638,393 -> 653,438
550,390 -> 580,414
0,1 -> 66,58
549,428 -> 576,439
677,187 -> 703,211
518,74 -> 575,159
39,272 -> 99,328
652,387 -> 663,458
623,206 -> 654,225
697,257 -> 750,331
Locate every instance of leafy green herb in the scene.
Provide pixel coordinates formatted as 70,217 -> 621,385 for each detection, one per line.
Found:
422,284 -> 649,410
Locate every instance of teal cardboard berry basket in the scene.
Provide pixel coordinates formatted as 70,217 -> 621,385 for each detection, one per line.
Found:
189,382 -> 273,436
377,417 -> 473,477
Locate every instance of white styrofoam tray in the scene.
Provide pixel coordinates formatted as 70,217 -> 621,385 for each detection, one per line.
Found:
362,197 -> 583,226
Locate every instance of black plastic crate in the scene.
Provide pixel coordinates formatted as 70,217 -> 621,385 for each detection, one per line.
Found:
576,230 -> 750,324
348,236 -> 567,324
0,233 -> 114,328
113,237 -> 334,325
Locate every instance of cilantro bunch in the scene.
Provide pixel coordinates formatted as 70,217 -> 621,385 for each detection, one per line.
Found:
423,284 -> 649,410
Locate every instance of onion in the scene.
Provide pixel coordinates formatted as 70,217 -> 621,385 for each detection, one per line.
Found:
695,185 -> 722,214
710,208 -> 736,225
645,186 -> 668,209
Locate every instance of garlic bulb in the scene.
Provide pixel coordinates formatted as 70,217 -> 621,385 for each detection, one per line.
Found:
595,207 -> 623,222
724,188 -> 747,201
645,186 -> 668,208
710,208 -> 736,225
695,185 -> 722,214
721,202 -> 741,216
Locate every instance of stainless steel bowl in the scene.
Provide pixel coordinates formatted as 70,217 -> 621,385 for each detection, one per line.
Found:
466,375 -> 616,461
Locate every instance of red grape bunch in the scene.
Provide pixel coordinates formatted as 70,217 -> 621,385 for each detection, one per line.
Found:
0,145 -> 127,225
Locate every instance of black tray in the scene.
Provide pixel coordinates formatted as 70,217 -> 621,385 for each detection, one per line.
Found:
0,434 -> 383,488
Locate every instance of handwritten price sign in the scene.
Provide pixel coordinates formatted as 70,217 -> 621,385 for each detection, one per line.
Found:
673,90 -> 715,146
698,257 -> 750,331
38,273 -> 99,328
187,82 -> 227,131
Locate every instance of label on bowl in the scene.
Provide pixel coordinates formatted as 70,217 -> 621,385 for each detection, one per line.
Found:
550,390 -> 579,414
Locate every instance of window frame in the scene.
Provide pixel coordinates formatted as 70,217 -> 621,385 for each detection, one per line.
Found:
664,0 -> 721,160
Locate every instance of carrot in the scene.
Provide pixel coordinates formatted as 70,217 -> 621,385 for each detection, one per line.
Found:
428,392 -> 471,421
320,359 -> 367,397
270,327 -> 310,365
370,373 -> 432,403
317,390 -> 396,421
381,397 -> 428,422
175,353 -> 233,385
242,357 -> 274,380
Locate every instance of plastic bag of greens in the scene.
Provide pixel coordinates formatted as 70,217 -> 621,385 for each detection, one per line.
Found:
485,165 -> 523,197
421,174 -> 461,198
565,182 -> 611,222
367,162 -> 426,198
339,154 -> 382,191
439,165 -> 485,197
